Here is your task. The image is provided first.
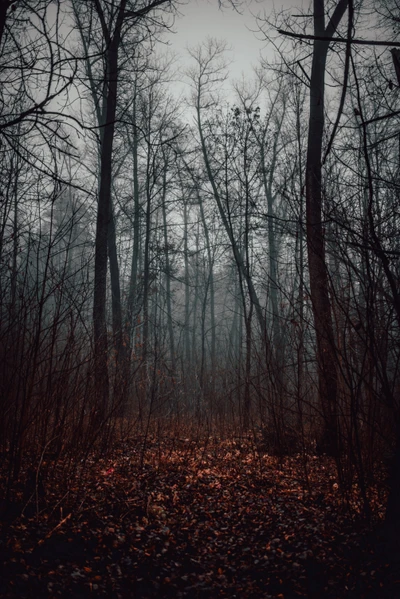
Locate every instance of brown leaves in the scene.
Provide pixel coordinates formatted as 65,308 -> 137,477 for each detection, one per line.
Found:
0,437 -> 394,598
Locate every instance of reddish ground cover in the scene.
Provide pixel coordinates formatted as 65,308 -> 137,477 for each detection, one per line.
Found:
0,437 -> 398,598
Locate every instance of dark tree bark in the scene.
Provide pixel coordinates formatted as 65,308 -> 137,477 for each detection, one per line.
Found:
305,0 -> 348,456
161,155 -> 176,372
126,84 -> 141,349
197,187 -> 216,392
91,0 -> 172,410
183,196 -> 191,368
92,0 -> 128,410
0,0 -> 9,50
141,140 -> 152,368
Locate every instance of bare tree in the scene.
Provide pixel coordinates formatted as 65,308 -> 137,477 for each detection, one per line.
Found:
72,0 -> 175,411
304,0 -> 348,456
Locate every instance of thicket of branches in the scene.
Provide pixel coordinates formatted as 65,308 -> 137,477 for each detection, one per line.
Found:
1,0 -> 399,535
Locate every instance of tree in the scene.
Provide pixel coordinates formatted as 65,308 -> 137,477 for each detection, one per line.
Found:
73,0 -> 175,412
304,0 -> 348,456
188,40 -> 267,335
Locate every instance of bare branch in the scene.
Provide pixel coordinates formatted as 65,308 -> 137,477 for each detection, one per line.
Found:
278,29 -> 400,47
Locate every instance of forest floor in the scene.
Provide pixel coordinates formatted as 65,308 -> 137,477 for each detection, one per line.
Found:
0,435 -> 399,598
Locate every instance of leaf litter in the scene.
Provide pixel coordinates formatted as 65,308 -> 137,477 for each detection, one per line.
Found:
0,436 -> 398,598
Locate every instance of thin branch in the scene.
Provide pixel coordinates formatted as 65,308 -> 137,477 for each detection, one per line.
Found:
323,0 -> 353,164
363,109 -> 400,125
278,29 -> 400,47
125,0 -> 172,20
296,59 -> 311,83
0,71 -> 76,131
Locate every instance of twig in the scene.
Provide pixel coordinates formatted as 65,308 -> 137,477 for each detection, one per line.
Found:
37,513 -> 72,546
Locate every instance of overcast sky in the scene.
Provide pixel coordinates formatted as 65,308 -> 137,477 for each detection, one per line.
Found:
166,0 -> 308,83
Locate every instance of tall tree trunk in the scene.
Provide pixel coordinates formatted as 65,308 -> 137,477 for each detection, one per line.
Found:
126,84 -> 141,348
296,86 -> 306,437
11,150 -> 20,314
108,208 -> 124,360
142,149 -> 152,368
305,0 -> 348,456
260,122 -> 281,349
183,198 -> 191,368
196,187 -> 215,393
242,133 -> 254,430
92,0 -> 127,412
191,222 -> 200,370
75,0 -> 124,362
161,161 -> 176,372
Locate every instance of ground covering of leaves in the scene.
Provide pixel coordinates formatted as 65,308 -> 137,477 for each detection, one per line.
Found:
0,436 -> 399,598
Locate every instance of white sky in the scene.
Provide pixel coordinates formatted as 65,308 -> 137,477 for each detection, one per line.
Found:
165,0 -> 308,82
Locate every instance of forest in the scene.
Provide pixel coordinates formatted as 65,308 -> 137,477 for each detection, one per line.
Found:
1,0 -> 400,597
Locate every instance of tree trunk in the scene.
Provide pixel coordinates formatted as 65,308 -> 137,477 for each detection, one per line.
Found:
191,222 -> 200,370
92,0 -> 127,413
108,208 -> 124,360
305,0 -> 348,456
260,125 -> 281,349
196,187 -> 216,393
295,86 -> 306,438
142,150 -> 152,368
161,161 -> 176,372
0,0 -> 9,49
183,198 -> 191,368
126,84 -> 141,348
11,150 -> 20,313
